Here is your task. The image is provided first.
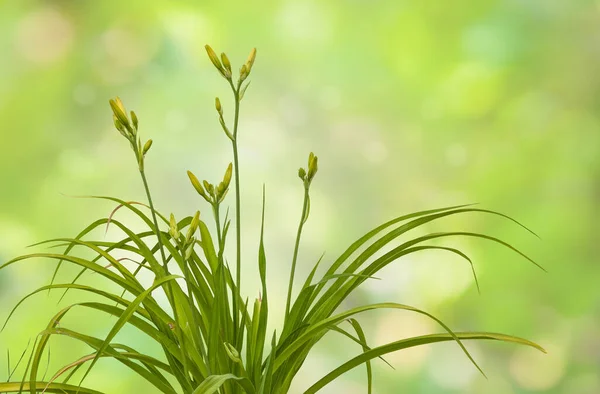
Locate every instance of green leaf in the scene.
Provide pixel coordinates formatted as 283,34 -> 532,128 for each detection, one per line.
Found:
304,332 -> 546,394
0,382 -> 105,394
192,374 -> 255,394
347,319 -> 372,394
78,275 -> 182,389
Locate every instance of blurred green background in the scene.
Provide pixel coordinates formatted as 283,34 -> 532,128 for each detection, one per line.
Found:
0,0 -> 598,393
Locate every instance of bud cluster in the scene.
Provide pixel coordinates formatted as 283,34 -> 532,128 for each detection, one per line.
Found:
204,45 -> 257,85
297,152 -> 319,188
109,97 -> 152,171
168,211 -> 200,260
187,163 -> 233,206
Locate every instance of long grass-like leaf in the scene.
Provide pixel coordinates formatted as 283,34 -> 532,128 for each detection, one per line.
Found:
303,332 -> 546,394
192,373 -> 255,394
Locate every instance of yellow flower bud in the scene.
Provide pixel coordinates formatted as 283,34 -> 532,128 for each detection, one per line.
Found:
203,180 -> 215,197
307,152 -> 318,181
113,115 -> 127,137
217,187 -> 229,203
131,110 -> 139,130
169,213 -> 180,239
205,44 -> 228,79
188,170 -> 209,201
115,97 -> 126,114
245,48 -> 257,72
222,163 -> 233,189
205,45 -> 222,69
216,182 -> 225,200
215,97 -> 223,116
142,139 -> 153,155
186,211 -> 200,242
221,52 -> 232,73
239,64 -> 249,82
109,97 -> 130,128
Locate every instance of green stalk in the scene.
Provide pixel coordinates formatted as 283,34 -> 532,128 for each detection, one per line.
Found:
228,79 -> 243,333
213,204 -> 223,247
285,186 -> 310,319
139,169 -> 168,271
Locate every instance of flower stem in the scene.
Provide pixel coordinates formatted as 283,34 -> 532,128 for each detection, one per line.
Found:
229,79 -> 243,332
285,186 -> 310,319
140,169 -> 169,271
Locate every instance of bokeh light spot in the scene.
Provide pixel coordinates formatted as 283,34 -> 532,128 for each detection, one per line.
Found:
16,7 -> 74,65
509,343 -> 565,390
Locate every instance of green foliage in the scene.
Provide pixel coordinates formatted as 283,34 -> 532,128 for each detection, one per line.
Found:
0,45 -> 545,394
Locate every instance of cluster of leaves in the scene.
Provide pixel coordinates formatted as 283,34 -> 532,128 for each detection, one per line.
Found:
0,45 -> 545,394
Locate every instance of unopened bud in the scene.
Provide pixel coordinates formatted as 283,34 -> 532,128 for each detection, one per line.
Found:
221,53 -> 232,73
169,213 -> 180,239
217,188 -> 229,203
113,115 -> 127,137
222,163 -> 232,189
186,211 -> 200,242
245,48 -> 257,72
131,110 -> 139,130
215,97 -> 223,116
184,242 -> 195,260
223,342 -> 241,363
187,171 -> 210,201
203,180 -> 215,197
307,153 -> 318,181
142,139 -> 153,155
239,64 -> 249,82
298,167 -> 306,180
205,45 -> 228,79
109,97 -> 130,128
216,182 -> 226,200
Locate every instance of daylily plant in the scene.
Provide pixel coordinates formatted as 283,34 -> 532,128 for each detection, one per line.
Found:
0,45 -> 545,394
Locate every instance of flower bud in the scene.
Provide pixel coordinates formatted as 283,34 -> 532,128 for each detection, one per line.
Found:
216,182 -> 226,201
222,163 -> 233,189
142,139 -> 153,155
203,180 -> 215,197
215,97 -> 223,117
217,188 -> 229,203
186,211 -> 200,242
187,171 -> 210,201
223,342 -> 241,363
205,45 -> 222,69
131,110 -> 139,130
245,48 -> 257,72
298,167 -> 306,180
205,44 -> 228,79
307,153 -> 318,181
221,52 -> 232,74
169,213 -> 180,240
184,242 -> 195,260
113,115 -> 127,137
109,97 -> 130,128
239,64 -> 249,82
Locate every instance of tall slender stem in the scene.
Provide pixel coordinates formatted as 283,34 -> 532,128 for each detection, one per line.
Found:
213,203 -> 223,247
229,79 -> 243,332
140,169 -> 168,271
285,187 -> 309,319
